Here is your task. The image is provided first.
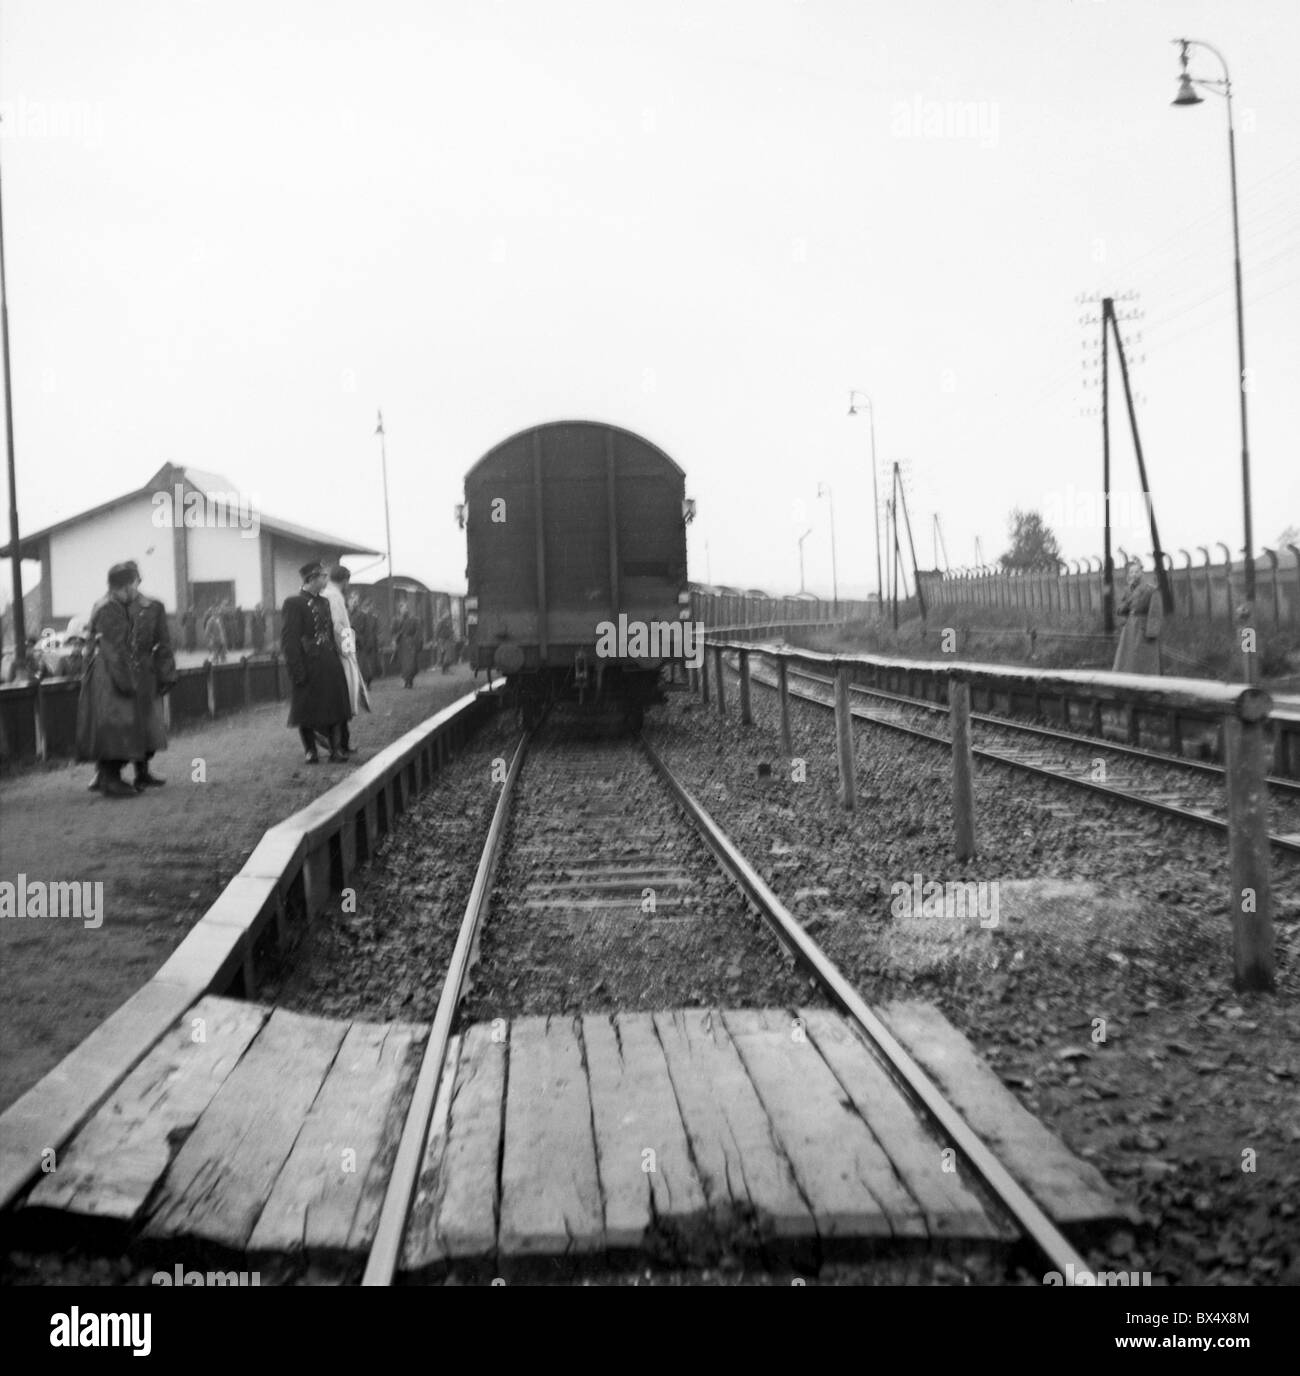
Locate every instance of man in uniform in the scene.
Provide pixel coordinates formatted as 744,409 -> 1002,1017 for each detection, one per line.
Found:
77,562 -> 169,797
281,560 -> 351,763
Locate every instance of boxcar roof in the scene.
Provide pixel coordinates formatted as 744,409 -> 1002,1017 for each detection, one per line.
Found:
464,419 -> 685,482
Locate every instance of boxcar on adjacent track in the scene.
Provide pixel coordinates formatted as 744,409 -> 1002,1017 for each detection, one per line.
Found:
463,420 -> 693,726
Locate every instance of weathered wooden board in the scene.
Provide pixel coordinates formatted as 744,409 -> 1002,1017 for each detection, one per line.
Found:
652,1008 -> 815,1239
402,1027 -> 507,1267
498,1015 -> 604,1255
24,996 -> 268,1222
582,1013 -> 707,1249
144,1008 -> 349,1248
876,1000 -> 1131,1225
399,1033 -> 463,1271
0,977 -> 198,1212
246,1020 -> 424,1255
798,1008 -> 1003,1240
722,1009 -> 922,1239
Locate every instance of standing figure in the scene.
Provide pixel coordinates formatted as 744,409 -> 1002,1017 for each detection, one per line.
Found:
434,610 -> 455,673
350,593 -> 379,685
323,566 -> 370,754
204,605 -> 228,662
76,563 -> 168,797
281,561 -> 351,763
220,601 -> 237,656
392,599 -> 422,689
123,560 -> 173,788
1113,561 -> 1164,675
251,603 -> 266,653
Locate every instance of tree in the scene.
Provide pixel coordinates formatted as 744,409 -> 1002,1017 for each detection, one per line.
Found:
999,508 -> 1061,571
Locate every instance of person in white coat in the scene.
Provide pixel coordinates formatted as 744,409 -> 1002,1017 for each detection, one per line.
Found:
324,565 -> 370,753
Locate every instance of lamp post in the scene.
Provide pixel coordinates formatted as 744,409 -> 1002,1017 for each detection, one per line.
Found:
1171,38 -> 1255,683
848,390 -> 883,621
797,527 -> 812,594
817,482 -> 838,614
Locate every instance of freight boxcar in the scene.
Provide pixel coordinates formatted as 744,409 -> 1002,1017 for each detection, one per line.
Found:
462,420 -> 694,727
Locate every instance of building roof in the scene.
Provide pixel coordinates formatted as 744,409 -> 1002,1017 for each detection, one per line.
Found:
1,463 -> 380,559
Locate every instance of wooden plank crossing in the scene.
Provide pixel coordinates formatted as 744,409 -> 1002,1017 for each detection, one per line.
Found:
19,997 -> 1128,1265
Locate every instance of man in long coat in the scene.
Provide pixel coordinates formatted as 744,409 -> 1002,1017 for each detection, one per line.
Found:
1113,561 -> 1164,675
393,599 -> 422,689
323,565 -> 370,753
281,561 -> 351,763
350,594 -> 379,685
76,562 -> 169,797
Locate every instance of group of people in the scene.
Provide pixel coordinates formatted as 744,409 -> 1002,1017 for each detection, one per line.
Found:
182,601 -> 265,661
72,556 -> 438,792
281,561 -> 425,763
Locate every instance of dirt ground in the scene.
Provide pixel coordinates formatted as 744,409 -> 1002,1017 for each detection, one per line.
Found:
0,664 -> 481,1112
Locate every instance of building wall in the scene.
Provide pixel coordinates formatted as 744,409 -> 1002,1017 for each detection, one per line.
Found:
185,523 -> 263,608
49,495 -> 178,620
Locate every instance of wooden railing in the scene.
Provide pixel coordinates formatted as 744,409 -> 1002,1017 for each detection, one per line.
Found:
0,682 -> 502,1211
699,637 -> 1281,995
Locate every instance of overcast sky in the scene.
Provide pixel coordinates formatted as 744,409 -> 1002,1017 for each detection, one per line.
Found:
1,0 -> 1296,603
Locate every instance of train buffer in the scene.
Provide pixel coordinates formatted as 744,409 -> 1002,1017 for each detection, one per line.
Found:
14,995 -> 1132,1272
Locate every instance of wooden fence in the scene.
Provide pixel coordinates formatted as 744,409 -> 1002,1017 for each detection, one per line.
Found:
698,637 -> 1281,994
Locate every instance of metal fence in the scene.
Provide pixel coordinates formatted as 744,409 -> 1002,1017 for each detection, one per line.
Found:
919,548 -> 1300,628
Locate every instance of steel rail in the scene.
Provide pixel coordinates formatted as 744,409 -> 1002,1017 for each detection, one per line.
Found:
786,664 -> 1300,798
640,735 -> 1093,1279
746,661 -> 1300,856
361,729 -> 530,1286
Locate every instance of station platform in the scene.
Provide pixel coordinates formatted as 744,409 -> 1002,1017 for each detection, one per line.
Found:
16,996 -> 1126,1271
0,667 -> 480,1113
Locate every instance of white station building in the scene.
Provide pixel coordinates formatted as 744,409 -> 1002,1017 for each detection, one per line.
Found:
3,463 -> 379,630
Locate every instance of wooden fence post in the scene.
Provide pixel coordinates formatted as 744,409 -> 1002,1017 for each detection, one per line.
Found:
32,681 -> 47,763
739,649 -> 752,725
714,645 -> 727,717
777,658 -> 793,759
1224,693 -> 1275,992
834,663 -> 855,810
949,675 -> 976,860
700,643 -> 710,705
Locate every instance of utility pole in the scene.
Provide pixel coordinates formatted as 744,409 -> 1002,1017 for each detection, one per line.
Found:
817,483 -> 838,614
0,135 -> 25,664
375,410 -> 394,629
1102,298 -> 1114,634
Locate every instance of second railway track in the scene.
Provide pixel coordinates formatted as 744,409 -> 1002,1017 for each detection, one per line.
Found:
736,657 -> 1300,854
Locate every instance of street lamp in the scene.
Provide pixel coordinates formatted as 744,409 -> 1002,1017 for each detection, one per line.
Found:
797,528 -> 813,594
848,389 -> 883,620
1171,37 -> 1256,682
817,483 -> 838,614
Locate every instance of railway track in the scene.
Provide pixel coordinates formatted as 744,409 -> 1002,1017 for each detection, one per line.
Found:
361,718 -> 1110,1284
738,658 -> 1300,856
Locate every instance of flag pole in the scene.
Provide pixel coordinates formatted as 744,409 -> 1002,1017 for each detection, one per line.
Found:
1,134 -> 27,666
376,410 -> 394,631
